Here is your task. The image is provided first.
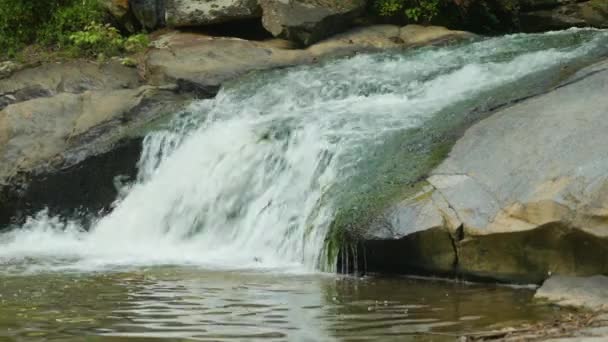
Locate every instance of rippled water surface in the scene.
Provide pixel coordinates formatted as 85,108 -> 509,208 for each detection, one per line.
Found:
0,268 -> 563,341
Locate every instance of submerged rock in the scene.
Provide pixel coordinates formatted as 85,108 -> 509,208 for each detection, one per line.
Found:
536,275 -> 608,311
165,0 -> 262,27
361,59 -> 608,284
259,0 -> 366,46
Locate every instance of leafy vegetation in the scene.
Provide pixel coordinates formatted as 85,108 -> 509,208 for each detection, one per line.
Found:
372,0 -> 521,32
0,0 -> 147,60
69,23 -> 149,57
374,0 -> 445,22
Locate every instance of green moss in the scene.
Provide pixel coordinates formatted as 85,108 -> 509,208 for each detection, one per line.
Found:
590,0 -> 608,13
373,0 -> 446,23
322,52 -> 578,271
323,136 -> 455,271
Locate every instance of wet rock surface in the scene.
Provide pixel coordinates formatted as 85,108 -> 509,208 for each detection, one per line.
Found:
361,59 -> 608,284
0,59 -> 191,227
0,85 -> 188,227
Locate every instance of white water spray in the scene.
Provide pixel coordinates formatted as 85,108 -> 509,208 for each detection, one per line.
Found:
1,29 -> 607,273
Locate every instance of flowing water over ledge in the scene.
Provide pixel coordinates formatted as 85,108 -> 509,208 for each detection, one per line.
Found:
0,268 -> 566,341
1,28 -> 607,340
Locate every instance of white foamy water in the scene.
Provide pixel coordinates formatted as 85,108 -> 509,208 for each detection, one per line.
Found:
1,29 -> 607,274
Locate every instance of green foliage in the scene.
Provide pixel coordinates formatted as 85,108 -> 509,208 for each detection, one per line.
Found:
0,0 -> 53,57
39,0 -> 106,47
124,34 -> 150,53
69,22 -> 124,56
69,24 -> 149,57
372,0 -> 521,32
374,0 -> 445,22
0,0 -> 105,57
0,0 -> 147,60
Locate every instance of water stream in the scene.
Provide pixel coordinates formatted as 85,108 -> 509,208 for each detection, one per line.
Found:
1,28 -> 607,340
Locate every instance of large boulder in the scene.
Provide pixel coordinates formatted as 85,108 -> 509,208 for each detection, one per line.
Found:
520,0 -> 608,32
0,85 -> 187,226
144,32 -> 310,93
144,25 -> 472,90
165,0 -> 261,27
101,0 -> 140,32
0,60 -> 191,227
360,59 -> 608,284
130,0 -> 165,30
0,61 -> 140,110
259,0 -> 367,46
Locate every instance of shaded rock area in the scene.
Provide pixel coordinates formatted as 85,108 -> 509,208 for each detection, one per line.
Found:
0,61 -> 191,227
0,84 -> 188,226
131,0 -> 166,30
259,0 -> 366,46
360,59 -> 608,284
101,0 -> 608,43
521,0 -> 608,32
0,139 -> 143,228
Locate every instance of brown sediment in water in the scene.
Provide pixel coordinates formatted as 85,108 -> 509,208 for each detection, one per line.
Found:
461,310 -> 608,341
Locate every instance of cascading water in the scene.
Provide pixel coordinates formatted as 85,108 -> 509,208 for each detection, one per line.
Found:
2,28 -> 608,274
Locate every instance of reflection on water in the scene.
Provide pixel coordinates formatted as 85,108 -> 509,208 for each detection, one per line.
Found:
0,267 -> 563,341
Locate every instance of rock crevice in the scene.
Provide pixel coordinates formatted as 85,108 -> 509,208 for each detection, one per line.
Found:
360,59 -> 608,284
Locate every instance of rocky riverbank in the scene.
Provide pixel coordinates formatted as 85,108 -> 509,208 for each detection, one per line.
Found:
0,24 -> 472,227
358,58 -> 608,284
460,275 -> 608,341
2,0 -> 608,290
108,0 -> 608,38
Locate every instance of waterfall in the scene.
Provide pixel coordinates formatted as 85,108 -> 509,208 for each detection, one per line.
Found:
1,28 -> 607,274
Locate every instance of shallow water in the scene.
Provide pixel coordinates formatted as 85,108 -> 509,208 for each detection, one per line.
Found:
0,267 -> 563,341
